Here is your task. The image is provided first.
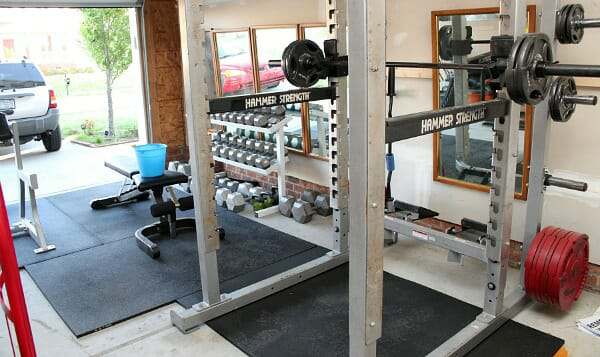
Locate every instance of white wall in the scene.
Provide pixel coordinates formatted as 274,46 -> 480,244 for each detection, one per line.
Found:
207,0 -> 600,263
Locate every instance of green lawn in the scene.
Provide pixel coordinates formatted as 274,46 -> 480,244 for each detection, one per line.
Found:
46,71 -> 141,144
46,72 -> 138,98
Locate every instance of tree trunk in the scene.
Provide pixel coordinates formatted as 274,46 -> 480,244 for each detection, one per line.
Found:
105,70 -> 115,137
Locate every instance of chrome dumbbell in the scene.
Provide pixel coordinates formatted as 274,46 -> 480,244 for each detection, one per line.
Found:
253,114 -> 268,127
235,136 -> 245,147
263,142 -> 275,155
273,105 -> 286,116
235,112 -> 246,124
254,140 -> 265,153
243,113 -> 255,126
246,153 -> 259,166
245,138 -> 257,151
227,135 -> 238,146
236,150 -> 249,163
227,148 -> 238,161
218,146 -> 228,158
254,156 -> 271,169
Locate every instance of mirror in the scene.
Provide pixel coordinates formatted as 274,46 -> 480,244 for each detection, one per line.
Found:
432,6 -> 536,200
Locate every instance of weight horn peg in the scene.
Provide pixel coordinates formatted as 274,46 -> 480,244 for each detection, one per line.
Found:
556,4 -> 600,45
548,76 -> 598,122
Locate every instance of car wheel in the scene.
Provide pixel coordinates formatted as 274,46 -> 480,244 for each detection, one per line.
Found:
42,125 -> 62,152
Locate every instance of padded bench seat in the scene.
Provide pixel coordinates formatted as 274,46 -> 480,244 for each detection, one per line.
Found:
133,171 -> 189,192
105,155 -> 140,179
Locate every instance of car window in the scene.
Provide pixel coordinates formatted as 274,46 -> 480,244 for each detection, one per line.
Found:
0,63 -> 45,89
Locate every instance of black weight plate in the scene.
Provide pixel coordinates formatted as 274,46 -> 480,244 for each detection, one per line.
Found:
281,39 -> 326,88
549,76 -> 577,122
556,4 -> 572,44
506,34 -> 553,105
567,4 -> 585,44
438,25 -> 454,61
505,35 -> 527,104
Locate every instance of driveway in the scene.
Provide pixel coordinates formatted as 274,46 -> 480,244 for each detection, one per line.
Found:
0,139 -> 138,204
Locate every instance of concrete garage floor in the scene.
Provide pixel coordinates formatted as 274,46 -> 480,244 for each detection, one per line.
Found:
0,139 -> 136,204
0,206 -> 599,356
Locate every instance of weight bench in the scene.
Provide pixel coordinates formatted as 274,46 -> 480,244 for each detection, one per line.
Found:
90,156 -> 150,209
94,155 -> 224,258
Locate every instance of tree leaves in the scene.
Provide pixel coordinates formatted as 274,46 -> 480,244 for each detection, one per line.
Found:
80,8 -> 132,85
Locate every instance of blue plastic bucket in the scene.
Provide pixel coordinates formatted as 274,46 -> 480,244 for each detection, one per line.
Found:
134,143 -> 167,178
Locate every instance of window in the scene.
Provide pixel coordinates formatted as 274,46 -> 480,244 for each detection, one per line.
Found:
211,24 -> 329,159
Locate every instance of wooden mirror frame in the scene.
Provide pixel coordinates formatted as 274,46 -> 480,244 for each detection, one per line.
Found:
431,5 -> 536,200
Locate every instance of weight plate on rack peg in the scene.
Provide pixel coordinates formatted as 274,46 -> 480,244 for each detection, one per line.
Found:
282,39 -> 327,88
549,77 -> 577,122
505,34 -> 554,105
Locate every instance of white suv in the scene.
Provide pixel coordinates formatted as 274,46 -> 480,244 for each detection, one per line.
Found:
0,60 -> 61,152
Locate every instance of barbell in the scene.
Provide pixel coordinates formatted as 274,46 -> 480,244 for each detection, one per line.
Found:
271,34 -> 600,107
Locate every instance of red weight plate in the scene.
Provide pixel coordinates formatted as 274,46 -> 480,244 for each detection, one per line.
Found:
524,227 -> 552,299
537,228 -> 570,305
531,227 -> 564,303
545,230 -> 579,306
542,229 -> 576,306
525,227 -> 559,301
525,227 -> 558,299
558,234 -> 589,310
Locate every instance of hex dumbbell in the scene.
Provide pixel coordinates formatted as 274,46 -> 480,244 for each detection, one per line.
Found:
237,182 -> 254,198
292,200 -> 316,224
215,188 -> 230,207
278,196 -> 295,217
226,192 -> 246,213
314,194 -> 332,216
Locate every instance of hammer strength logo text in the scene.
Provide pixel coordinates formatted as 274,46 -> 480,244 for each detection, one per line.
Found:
420,107 -> 486,134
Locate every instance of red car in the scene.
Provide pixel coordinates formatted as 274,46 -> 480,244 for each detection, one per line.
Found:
220,56 -> 285,95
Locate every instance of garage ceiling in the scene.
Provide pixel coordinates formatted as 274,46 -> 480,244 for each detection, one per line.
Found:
0,0 -> 143,7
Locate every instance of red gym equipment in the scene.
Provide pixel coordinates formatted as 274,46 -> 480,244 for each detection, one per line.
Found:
0,185 -> 37,357
524,226 -> 589,311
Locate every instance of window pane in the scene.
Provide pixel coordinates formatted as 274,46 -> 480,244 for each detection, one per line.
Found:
304,26 -> 330,157
255,28 -> 303,150
215,31 -> 254,97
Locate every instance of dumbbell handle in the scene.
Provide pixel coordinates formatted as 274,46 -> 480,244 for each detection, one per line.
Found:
544,175 -> 588,192
536,63 -> 600,78
562,95 -> 598,105
573,18 -> 600,28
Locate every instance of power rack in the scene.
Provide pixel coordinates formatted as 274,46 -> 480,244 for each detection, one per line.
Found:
171,0 -> 350,333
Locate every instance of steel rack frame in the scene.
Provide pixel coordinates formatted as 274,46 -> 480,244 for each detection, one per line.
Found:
347,0 -> 543,355
171,0 -> 350,333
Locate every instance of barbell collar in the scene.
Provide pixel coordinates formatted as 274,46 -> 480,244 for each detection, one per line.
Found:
544,175 -> 588,192
537,63 -> 600,78
562,94 -> 598,106
575,18 -> 600,28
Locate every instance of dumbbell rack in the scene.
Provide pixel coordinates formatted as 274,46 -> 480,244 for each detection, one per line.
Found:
211,116 -> 293,217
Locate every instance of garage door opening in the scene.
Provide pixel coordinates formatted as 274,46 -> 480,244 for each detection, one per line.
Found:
0,6 -> 149,203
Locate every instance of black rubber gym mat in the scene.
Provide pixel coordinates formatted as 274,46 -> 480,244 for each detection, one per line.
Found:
6,197 -> 103,267
25,204 -> 323,337
199,264 -> 564,357
46,183 -> 162,244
